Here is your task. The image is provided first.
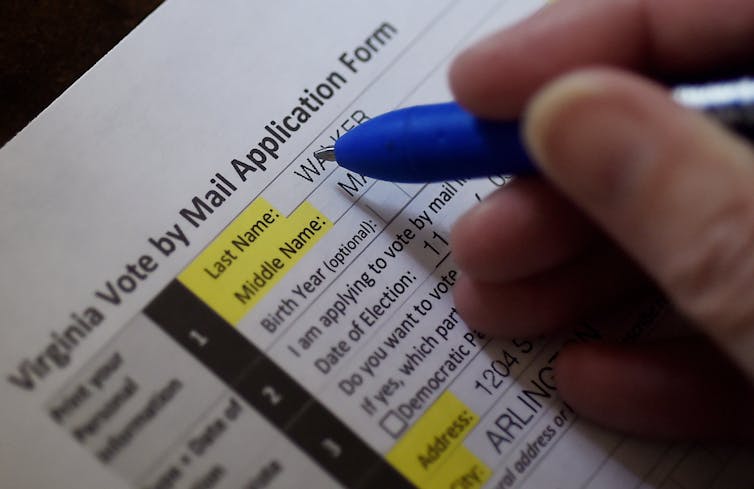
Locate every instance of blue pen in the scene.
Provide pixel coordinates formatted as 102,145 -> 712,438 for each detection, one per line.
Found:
315,78 -> 754,183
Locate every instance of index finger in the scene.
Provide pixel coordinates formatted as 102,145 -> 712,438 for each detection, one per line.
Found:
450,0 -> 754,117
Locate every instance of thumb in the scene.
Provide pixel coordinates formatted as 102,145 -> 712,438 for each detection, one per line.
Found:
525,68 -> 754,378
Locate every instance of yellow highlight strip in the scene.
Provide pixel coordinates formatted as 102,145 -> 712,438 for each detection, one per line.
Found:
427,445 -> 491,489
179,198 -> 331,325
386,391 -> 489,488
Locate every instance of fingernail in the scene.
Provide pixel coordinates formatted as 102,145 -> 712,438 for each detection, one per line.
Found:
524,71 -> 657,205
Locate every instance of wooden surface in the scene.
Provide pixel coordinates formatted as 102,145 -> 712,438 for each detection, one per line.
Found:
0,0 -> 163,146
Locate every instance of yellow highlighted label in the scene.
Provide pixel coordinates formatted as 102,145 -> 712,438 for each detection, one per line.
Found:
387,391 -> 489,488
427,445 -> 491,489
179,198 -> 331,324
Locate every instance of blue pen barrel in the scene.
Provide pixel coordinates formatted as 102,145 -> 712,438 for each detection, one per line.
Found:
334,102 -> 534,182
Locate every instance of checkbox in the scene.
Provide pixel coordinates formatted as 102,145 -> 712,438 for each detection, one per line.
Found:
379,410 -> 407,439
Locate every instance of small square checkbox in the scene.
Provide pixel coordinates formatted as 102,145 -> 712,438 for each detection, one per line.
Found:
379,410 -> 407,439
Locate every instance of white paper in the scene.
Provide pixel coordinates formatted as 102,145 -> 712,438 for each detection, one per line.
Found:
1,1 -> 752,488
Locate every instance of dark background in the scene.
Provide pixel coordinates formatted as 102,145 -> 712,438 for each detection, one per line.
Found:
0,0 -> 163,147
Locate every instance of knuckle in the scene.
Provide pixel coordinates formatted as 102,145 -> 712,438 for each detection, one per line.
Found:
663,196 -> 754,342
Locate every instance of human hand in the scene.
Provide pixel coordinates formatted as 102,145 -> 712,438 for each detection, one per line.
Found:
449,0 -> 754,440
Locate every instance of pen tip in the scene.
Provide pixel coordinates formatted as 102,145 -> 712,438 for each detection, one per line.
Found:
314,146 -> 337,162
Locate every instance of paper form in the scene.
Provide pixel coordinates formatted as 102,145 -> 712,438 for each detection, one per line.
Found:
1,1 -> 752,488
